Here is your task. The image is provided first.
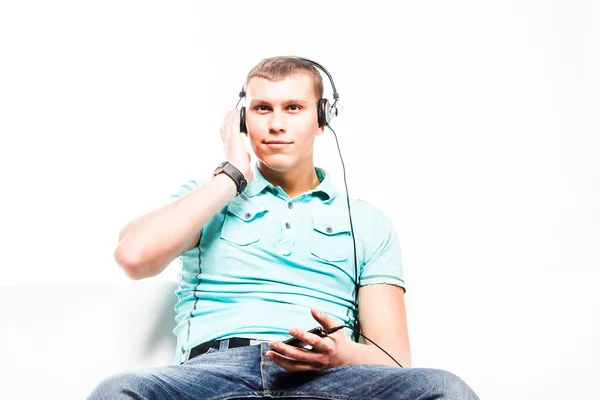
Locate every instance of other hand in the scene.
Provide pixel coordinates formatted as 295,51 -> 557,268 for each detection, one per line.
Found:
266,308 -> 357,372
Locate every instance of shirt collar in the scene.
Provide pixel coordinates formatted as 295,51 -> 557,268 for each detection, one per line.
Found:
243,161 -> 337,201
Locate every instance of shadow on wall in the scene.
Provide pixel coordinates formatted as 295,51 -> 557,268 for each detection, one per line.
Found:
139,280 -> 179,358
109,279 -> 180,364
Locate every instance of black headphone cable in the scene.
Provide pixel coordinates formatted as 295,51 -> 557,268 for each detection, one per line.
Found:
324,324 -> 404,368
327,124 -> 361,342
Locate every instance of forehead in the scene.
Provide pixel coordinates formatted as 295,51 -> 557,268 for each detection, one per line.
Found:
245,75 -> 317,102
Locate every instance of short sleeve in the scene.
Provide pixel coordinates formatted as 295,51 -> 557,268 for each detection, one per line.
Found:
359,208 -> 406,292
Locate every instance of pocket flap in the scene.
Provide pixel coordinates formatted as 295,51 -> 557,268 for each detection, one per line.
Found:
226,199 -> 269,221
312,217 -> 351,236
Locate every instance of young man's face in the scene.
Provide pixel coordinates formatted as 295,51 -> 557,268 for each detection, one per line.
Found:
244,74 -> 324,172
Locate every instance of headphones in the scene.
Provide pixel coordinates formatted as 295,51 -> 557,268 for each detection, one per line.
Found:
237,57 -> 342,133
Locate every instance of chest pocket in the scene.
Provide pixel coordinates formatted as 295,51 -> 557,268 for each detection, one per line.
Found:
310,217 -> 352,262
220,200 -> 269,246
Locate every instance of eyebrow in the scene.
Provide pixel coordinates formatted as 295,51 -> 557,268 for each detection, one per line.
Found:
249,99 -> 310,106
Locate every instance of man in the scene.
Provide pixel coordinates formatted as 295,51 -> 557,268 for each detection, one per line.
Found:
88,56 -> 479,399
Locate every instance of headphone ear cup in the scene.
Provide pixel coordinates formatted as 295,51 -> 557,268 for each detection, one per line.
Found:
318,98 -> 329,127
240,106 -> 247,134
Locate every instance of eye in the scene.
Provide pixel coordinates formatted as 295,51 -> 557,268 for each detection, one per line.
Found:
254,105 -> 271,112
287,104 -> 302,111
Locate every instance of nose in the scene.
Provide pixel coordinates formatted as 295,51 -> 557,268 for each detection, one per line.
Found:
268,109 -> 286,133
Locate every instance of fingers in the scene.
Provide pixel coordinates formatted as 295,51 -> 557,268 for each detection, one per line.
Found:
269,329 -> 334,361
221,108 -> 239,124
268,341 -> 312,360
266,350 -> 323,372
294,327 -> 336,355
220,108 -> 241,139
232,106 -> 240,125
277,309 -> 343,356
226,108 -> 238,125
311,308 -> 338,330
267,345 -> 327,372
218,107 -> 252,181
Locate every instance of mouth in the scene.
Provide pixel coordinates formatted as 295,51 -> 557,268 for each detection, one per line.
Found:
264,140 -> 293,145
264,140 -> 293,149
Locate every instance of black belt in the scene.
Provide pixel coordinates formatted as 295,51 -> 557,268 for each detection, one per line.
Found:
189,338 -> 265,360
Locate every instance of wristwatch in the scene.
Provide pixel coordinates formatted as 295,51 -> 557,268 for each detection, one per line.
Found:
213,161 -> 247,196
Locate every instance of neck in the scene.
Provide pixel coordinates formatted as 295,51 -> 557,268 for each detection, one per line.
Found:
257,159 -> 321,198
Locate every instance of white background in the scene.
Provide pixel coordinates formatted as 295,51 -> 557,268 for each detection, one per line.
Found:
1,1 -> 598,399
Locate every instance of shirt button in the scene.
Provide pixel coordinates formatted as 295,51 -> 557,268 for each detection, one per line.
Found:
288,202 -> 293,209
326,226 -> 333,233
245,213 -> 252,219
285,222 -> 291,229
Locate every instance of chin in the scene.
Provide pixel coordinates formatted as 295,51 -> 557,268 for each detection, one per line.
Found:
257,154 -> 297,173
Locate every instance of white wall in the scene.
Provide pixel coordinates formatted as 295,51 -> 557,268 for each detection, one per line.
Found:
1,0 -> 598,399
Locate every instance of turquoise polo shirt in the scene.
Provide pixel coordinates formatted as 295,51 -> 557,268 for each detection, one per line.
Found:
169,161 -> 405,365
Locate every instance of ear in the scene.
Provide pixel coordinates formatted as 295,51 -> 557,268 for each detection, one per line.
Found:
316,125 -> 325,136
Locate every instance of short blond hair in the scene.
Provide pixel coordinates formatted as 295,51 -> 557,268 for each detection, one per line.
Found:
244,56 -> 324,100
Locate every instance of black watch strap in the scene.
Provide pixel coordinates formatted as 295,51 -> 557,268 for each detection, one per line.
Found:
213,161 -> 248,196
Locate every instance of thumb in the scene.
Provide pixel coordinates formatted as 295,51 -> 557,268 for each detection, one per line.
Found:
311,308 -> 339,330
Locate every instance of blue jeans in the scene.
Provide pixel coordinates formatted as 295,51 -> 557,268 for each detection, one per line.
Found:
87,342 -> 479,399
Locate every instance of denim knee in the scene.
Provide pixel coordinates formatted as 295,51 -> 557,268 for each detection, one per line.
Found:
432,369 -> 479,400
87,371 -> 156,400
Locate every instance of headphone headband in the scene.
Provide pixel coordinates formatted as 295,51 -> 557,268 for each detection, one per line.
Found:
238,56 -> 340,102
295,57 -> 340,101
